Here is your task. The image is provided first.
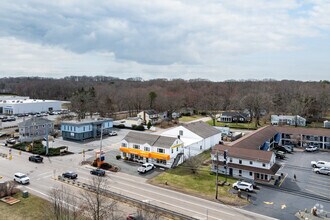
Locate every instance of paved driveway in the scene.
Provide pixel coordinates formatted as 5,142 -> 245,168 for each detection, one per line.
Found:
244,150 -> 330,219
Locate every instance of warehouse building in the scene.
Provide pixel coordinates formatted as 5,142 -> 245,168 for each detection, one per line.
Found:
0,99 -> 63,115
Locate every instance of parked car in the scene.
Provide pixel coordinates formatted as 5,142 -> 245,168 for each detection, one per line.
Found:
62,171 -> 78,179
127,213 -> 143,220
275,145 -> 292,153
6,138 -> 16,145
90,168 -> 105,176
29,155 -> 43,163
137,163 -> 154,173
305,146 -> 318,152
313,167 -> 330,175
14,173 -> 30,184
109,131 -> 117,136
232,181 -> 254,192
311,161 -> 330,168
7,116 -> 16,121
275,151 -> 285,159
1,117 -> 8,122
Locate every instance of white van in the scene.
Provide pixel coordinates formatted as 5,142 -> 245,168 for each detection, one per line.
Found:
311,161 -> 330,168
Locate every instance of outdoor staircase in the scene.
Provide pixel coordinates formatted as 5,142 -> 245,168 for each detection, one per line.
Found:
171,152 -> 184,168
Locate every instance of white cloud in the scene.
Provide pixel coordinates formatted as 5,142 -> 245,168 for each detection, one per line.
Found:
0,0 -> 330,80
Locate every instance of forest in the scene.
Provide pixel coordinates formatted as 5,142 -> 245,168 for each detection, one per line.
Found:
0,76 -> 329,123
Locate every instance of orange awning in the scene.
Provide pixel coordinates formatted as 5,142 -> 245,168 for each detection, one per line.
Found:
149,152 -> 170,160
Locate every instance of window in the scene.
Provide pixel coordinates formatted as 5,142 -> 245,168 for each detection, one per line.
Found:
122,143 -> 127,147
262,163 -> 266,167
179,130 -> 183,136
239,170 -> 242,176
144,147 -> 150,151
249,172 -> 253,176
171,148 -> 173,153
123,153 -> 126,157
265,174 -> 268,180
256,173 -> 260,179
158,148 -> 164,153
176,147 -> 178,152
239,160 -> 242,164
133,145 -> 140,149
261,174 -> 264,179
156,159 -> 166,165
42,125 -> 45,128
249,161 -> 253,165
229,158 -> 232,162
83,127 -> 85,132
200,145 -> 202,150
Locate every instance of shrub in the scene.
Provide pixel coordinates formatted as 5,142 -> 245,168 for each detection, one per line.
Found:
116,155 -> 121,160
100,162 -> 112,170
124,157 -> 128,160
115,124 -> 125,128
92,159 -> 98,167
132,125 -> 145,131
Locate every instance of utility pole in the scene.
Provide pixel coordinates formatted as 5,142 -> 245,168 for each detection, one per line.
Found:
215,151 -> 219,200
224,149 -> 228,183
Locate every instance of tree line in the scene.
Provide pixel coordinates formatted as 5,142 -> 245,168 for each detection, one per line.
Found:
0,76 -> 329,122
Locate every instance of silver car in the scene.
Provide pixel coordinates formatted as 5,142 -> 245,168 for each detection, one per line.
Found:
313,167 -> 330,175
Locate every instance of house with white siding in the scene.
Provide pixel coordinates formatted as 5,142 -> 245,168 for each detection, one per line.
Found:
211,145 -> 281,182
120,132 -> 184,168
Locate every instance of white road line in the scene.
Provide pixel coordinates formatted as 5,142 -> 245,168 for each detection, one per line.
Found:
307,180 -> 330,188
305,188 -> 330,198
109,178 -> 235,217
305,185 -> 330,193
109,184 -> 223,220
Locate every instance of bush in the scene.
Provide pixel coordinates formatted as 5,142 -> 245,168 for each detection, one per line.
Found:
132,125 -> 145,131
100,162 -> 112,170
116,155 -> 121,160
92,159 -> 98,167
114,124 -> 125,128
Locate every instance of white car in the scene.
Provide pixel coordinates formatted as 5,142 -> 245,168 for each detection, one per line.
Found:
313,167 -> 330,175
311,161 -> 330,168
14,173 -> 30,184
109,131 -> 117,136
305,146 -> 318,152
232,181 -> 253,192
137,163 -> 154,173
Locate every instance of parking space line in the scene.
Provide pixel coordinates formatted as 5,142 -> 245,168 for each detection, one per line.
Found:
305,185 -> 330,195
305,188 -> 330,199
278,173 -> 288,187
306,180 -> 330,188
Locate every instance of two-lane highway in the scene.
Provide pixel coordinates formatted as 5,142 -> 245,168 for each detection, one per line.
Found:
0,146 -> 276,220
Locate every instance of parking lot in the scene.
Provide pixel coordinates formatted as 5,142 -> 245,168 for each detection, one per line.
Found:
244,149 -> 330,220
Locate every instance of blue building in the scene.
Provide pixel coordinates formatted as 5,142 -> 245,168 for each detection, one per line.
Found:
61,118 -> 113,141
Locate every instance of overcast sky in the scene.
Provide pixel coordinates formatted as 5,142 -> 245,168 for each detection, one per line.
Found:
0,0 -> 330,81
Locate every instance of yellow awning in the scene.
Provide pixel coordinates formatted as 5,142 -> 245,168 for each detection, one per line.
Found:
149,152 -> 170,160
120,147 -> 170,160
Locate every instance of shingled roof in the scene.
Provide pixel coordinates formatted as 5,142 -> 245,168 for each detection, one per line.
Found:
183,121 -> 221,139
212,144 -> 273,163
123,132 -> 177,148
18,117 -> 52,127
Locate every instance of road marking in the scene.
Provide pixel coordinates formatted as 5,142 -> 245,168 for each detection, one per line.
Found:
281,204 -> 286,209
306,180 -> 330,188
108,178 -> 235,217
305,188 -> 330,198
278,173 -> 288,187
263,201 -> 274,205
109,184 -> 223,220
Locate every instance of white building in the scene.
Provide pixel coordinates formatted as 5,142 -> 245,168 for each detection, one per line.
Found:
324,120 -> 330,129
113,117 -> 143,128
137,110 -> 159,125
0,99 -> 62,115
120,121 -> 221,168
120,132 -> 184,168
271,115 -> 306,127
161,121 -> 222,157
211,145 -> 281,182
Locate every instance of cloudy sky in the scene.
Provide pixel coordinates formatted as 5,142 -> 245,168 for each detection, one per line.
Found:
0,0 -> 330,81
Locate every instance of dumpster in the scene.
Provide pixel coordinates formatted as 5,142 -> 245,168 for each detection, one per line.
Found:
22,190 -> 29,198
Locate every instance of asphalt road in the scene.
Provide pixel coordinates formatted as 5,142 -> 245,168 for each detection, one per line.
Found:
0,145 -> 275,220
244,150 -> 330,219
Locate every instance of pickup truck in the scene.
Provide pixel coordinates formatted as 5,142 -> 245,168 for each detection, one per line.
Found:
137,163 -> 154,173
311,161 -> 330,168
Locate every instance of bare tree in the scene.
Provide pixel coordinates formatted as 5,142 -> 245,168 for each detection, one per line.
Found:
81,176 -> 118,220
47,186 -> 81,220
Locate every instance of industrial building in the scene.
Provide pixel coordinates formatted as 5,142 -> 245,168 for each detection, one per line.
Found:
0,98 -> 63,115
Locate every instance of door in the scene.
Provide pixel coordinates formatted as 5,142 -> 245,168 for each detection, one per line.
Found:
229,168 -> 233,176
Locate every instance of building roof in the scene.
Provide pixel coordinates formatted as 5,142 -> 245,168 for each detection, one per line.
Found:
0,99 -> 61,104
221,112 -> 248,118
123,132 -> 177,148
212,144 -> 273,163
276,126 -> 330,137
271,115 -> 306,121
183,121 -> 221,139
18,117 -> 53,127
231,126 -> 278,150
62,118 -> 113,125
228,163 -> 281,175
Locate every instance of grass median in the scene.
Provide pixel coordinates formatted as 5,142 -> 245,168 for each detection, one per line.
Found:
149,151 -> 248,206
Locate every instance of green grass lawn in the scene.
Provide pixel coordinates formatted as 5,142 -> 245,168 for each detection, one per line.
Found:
179,115 -> 205,122
149,151 -> 248,206
0,192 -> 49,220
